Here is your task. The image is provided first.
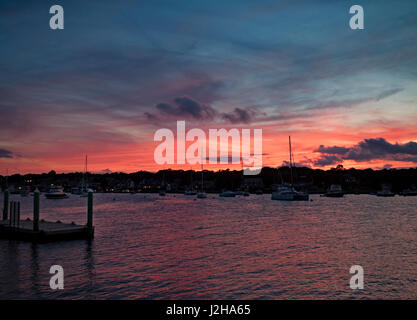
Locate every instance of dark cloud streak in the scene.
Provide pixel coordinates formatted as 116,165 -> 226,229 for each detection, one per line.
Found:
0,148 -> 13,158
314,138 -> 417,166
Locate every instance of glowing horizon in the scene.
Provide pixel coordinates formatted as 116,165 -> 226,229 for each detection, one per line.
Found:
1,1 -> 417,175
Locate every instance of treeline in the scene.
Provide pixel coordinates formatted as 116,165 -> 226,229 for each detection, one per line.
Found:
1,166 -> 416,194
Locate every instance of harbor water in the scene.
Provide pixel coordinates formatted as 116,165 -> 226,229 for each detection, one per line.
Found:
1,193 -> 417,299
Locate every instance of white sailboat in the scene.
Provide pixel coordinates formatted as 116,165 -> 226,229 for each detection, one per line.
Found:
271,136 -> 309,201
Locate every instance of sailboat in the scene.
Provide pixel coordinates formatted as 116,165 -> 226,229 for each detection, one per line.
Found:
184,168 -> 197,195
271,136 -> 309,201
197,164 -> 207,199
80,155 -> 89,197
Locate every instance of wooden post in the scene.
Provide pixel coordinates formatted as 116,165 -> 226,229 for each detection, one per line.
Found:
17,201 -> 20,227
3,189 -> 8,220
87,189 -> 93,231
33,189 -> 40,232
9,201 -> 14,226
13,201 -> 17,227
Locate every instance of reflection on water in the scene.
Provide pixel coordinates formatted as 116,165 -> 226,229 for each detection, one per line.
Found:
0,193 -> 417,299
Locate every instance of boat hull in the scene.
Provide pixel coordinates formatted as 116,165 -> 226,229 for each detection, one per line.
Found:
323,193 -> 344,198
271,191 -> 309,201
219,192 -> 235,197
45,194 -> 68,199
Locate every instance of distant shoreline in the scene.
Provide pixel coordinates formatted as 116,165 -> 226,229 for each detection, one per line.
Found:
2,166 -> 416,195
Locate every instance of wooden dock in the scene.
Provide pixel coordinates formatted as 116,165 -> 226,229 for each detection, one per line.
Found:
1,188 -> 95,242
0,219 -> 94,242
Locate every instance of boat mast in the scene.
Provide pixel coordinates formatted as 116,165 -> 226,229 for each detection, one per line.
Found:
81,158 -> 85,191
289,136 -> 294,186
85,155 -> 88,189
201,164 -> 204,192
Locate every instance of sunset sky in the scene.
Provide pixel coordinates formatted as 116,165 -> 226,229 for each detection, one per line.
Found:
1,0 -> 417,174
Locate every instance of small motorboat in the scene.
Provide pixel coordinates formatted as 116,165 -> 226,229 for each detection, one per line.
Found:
197,192 -> 207,199
271,185 -> 309,201
45,186 -> 68,199
322,184 -> 344,197
376,185 -> 395,197
401,186 -> 417,196
184,190 -> 197,195
219,191 -> 236,197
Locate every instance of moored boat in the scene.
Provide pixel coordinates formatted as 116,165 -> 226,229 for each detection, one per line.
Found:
376,184 -> 395,197
322,184 -> 344,197
45,186 -> 68,199
219,191 -> 236,197
271,185 -> 308,201
401,186 -> 417,196
271,136 -> 309,201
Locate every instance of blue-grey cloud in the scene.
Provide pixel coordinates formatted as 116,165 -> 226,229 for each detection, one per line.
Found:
314,138 -> 417,166
0,148 -> 13,158
313,155 -> 341,167
147,97 -> 260,124
221,108 -> 256,124
154,96 -> 217,120
315,145 -> 351,155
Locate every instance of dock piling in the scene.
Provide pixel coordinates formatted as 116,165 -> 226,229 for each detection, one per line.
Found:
8,201 -> 20,228
3,189 -> 8,220
33,189 -> 40,232
13,202 -> 16,226
9,201 -> 14,226
17,202 -> 20,227
0,188 -> 94,242
87,189 -> 93,231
